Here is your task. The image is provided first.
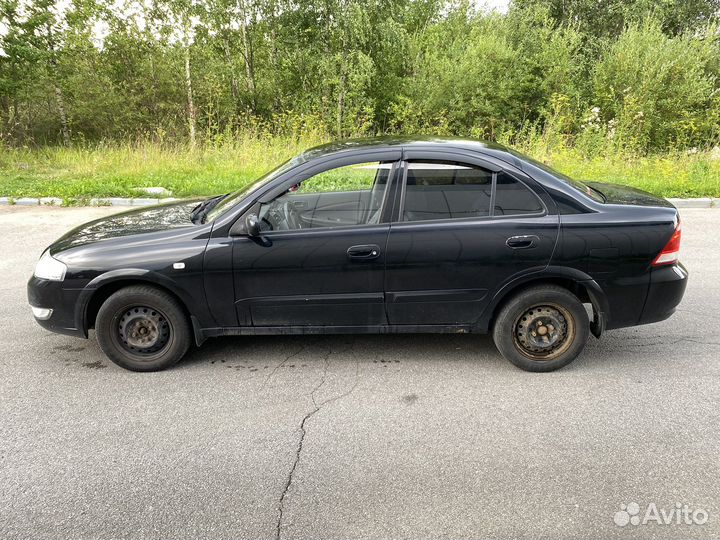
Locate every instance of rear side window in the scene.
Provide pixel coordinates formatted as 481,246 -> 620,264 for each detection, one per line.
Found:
494,172 -> 544,216
402,161 -> 543,222
403,162 -> 492,221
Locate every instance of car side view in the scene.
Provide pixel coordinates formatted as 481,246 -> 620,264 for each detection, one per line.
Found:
27,137 -> 688,372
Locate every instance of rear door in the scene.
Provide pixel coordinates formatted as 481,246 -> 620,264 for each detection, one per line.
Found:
384,154 -> 559,326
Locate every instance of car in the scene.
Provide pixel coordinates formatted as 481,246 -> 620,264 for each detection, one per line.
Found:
27,137 -> 688,372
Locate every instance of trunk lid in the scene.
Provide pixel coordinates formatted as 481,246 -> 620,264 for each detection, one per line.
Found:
587,181 -> 674,208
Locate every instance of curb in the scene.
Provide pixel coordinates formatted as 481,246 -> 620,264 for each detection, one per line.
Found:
666,198 -> 718,208
0,197 -> 180,207
0,196 -> 718,208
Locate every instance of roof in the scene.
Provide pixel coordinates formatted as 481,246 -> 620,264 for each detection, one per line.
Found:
300,136 -> 517,163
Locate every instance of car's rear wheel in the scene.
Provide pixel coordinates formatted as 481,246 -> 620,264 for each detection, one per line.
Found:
95,285 -> 191,372
492,285 -> 589,372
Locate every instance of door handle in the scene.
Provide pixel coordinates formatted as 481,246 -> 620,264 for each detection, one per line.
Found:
506,235 -> 539,249
347,244 -> 381,260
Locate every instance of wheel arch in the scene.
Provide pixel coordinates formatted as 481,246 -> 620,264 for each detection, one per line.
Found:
477,268 -> 609,337
75,270 -> 205,345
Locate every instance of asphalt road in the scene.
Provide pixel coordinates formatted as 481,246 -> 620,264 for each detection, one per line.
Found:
1,205 -> 719,540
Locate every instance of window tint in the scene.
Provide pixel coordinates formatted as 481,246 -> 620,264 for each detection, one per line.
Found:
258,161 -> 391,231
402,161 -> 492,222
493,172 -> 544,216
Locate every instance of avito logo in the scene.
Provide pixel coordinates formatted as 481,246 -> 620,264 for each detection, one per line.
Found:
614,502 -> 709,527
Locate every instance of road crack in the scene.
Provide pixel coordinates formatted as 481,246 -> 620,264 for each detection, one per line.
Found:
679,337 -> 720,347
622,336 -> 720,350
275,342 -> 360,540
262,344 -> 306,389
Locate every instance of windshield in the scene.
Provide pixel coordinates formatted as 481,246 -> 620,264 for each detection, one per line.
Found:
205,156 -> 304,222
509,151 -> 606,203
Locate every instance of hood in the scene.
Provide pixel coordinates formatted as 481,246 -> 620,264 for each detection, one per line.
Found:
587,181 -> 674,208
50,198 -> 203,254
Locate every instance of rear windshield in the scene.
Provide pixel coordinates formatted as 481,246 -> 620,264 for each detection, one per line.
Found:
510,152 -> 606,203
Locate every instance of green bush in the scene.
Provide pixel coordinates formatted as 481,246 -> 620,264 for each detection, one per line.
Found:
591,20 -> 720,152
389,6 -> 583,139
1,0 -> 719,156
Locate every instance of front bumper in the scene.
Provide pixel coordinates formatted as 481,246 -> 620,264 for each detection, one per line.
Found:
27,276 -> 85,338
639,262 -> 689,325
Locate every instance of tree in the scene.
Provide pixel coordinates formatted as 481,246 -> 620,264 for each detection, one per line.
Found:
511,0 -> 720,38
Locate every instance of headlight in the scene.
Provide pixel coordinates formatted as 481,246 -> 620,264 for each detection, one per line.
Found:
34,251 -> 67,281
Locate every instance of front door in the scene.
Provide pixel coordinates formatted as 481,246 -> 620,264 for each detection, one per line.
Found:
232,158 -> 398,327
385,159 -> 559,326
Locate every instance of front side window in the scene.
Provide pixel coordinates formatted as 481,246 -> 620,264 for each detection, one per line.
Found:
402,161 -> 544,222
257,161 -> 391,232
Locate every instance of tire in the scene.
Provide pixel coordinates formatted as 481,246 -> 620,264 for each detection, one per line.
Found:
492,285 -> 589,372
95,285 -> 191,372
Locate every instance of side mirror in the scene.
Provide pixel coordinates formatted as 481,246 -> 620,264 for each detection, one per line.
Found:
245,213 -> 261,237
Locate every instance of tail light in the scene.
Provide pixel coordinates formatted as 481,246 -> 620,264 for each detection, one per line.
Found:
652,218 -> 681,267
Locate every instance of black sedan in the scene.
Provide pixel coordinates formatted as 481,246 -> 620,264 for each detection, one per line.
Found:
28,137 -> 688,372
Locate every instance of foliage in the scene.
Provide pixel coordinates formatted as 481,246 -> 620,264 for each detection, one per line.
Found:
513,0 -> 720,37
389,6 -> 584,139
592,20 -> 720,152
1,0 -> 719,201
1,0 -> 719,155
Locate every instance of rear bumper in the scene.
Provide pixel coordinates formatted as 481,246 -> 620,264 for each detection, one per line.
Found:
27,276 -> 85,338
639,262 -> 688,325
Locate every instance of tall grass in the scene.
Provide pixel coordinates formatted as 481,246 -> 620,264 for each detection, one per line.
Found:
0,135 -> 328,199
508,135 -> 720,198
0,133 -> 719,200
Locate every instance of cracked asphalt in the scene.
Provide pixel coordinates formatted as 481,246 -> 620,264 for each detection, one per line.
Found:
1,205 -> 719,540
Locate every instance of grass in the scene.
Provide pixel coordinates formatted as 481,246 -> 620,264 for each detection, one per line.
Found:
1,136 -> 719,200
532,147 -> 720,198
0,136 -> 319,200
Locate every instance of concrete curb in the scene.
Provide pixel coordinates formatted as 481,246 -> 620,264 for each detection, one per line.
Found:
666,198 -> 718,208
0,196 -> 717,208
0,197 -> 180,207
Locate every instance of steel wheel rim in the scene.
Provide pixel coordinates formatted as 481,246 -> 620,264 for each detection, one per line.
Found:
512,303 -> 575,361
116,305 -> 173,358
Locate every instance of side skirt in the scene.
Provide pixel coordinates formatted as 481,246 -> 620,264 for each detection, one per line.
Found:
200,324 -> 478,339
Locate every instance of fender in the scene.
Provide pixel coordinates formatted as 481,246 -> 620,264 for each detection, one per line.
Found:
474,265 -> 610,337
73,268 -> 202,339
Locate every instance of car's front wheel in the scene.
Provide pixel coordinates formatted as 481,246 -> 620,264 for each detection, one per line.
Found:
95,285 -> 191,371
492,285 -> 589,372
